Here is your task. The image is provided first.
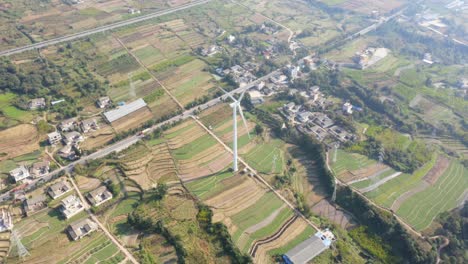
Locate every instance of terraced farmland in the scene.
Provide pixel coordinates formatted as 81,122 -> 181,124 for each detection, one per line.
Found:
165,120 -> 232,182
8,209 -> 121,264
396,160 -> 468,230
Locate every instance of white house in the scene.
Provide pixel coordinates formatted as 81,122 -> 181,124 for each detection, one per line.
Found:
9,166 -> 30,183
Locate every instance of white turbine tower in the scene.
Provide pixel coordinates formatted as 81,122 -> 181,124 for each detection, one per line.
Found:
220,87 -> 250,172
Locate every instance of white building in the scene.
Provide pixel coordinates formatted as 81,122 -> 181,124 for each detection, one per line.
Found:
9,166 -> 30,183
0,209 -> 13,232
342,102 -> 353,115
48,131 -> 62,145
60,195 -> 85,219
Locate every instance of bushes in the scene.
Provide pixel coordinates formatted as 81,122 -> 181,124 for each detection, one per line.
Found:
336,186 -> 437,264
196,204 -> 252,264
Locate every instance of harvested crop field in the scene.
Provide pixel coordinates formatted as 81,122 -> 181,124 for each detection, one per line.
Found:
337,0 -> 404,14
250,215 -> 314,264
289,146 -> 328,205
165,120 -> 231,182
120,143 -> 177,189
110,107 -> 153,132
0,124 -> 39,161
422,156 -> 450,185
312,199 -> 356,229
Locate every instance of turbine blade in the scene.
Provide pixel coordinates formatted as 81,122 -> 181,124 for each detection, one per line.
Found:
219,87 -> 236,102
238,105 -> 251,139
238,88 -> 248,102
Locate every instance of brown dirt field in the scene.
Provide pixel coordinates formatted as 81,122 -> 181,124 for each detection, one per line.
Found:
167,127 -> 206,149
81,133 -> 115,151
179,152 -> 232,181
18,219 -> 49,238
312,199 -> 356,229
338,0 -> 404,14
178,144 -> 225,164
423,156 -> 450,185
111,107 -> 153,133
219,121 -> 255,143
207,177 -> 266,222
76,175 -> 101,191
129,172 -> 153,190
0,124 -> 39,161
349,163 -> 389,181
164,120 -> 195,135
253,218 -> 309,264
120,231 -> 140,248
340,163 -> 389,183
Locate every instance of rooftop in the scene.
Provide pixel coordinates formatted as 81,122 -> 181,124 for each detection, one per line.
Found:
103,98 -> 147,123
284,230 -> 333,264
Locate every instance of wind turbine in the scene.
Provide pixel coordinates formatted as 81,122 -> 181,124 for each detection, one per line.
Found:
220,87 -> 250,172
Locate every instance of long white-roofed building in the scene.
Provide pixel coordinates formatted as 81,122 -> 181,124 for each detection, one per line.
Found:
283,229 -> 334,264
103,98 -> 147,123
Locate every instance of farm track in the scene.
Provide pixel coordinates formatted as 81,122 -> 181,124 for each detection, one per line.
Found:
0,0 -> 214,57
248,215 -> 299,257
115,37 -> 185,110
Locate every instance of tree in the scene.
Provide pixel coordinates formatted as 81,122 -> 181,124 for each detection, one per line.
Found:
254,124 -> 264,135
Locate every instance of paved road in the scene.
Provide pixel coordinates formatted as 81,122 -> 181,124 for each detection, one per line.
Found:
0,70 -> 278,202
0,0 -> 213,57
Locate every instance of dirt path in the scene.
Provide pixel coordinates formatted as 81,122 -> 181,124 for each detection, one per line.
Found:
245,204 -> 286,234
359,172 -> 402,193
67,174 -> 139,264
325,152 -> 426,239
347,166 -> 391,185
192,116 -> 322,233
114,36 -> 185,110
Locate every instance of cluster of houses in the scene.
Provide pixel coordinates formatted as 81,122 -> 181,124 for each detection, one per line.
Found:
282,100 -> 355,144
47,117 -> 99,160
21,179 -> 113,241
278,81 -> 356,145
9,161 -> 50,183
218,64 -> 257,86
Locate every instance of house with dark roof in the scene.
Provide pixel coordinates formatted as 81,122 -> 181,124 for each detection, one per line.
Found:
67,218 -> 98,241
86,186 -> 113,207
24,194 -> 47,216
30,161 -> 50,178
47,181 -> 72,199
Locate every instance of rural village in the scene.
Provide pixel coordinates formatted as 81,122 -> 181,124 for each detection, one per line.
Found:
0,0 -> 466,264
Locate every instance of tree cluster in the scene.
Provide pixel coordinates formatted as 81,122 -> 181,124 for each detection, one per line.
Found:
336,186 -> 437,264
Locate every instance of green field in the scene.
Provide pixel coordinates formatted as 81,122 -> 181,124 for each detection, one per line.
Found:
267,225 -> 316,256
231,192 -> 284,231
331,149 -> 376,176
242,139 -> 285,174
172,134 -> 218,160
235,207 -> 294,253
350,168 -> 396,189
397,161 -> 468,230
365,154 -> 437,208
185,170 -> 234,199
